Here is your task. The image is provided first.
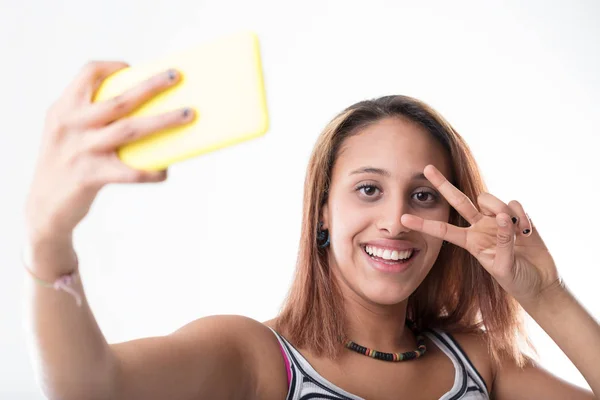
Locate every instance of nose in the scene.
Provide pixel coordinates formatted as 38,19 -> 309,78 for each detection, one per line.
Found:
376,196 -> 411,236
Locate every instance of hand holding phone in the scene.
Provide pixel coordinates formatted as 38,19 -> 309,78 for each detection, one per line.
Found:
93,31 -> 270,171
26,64 -> 193,246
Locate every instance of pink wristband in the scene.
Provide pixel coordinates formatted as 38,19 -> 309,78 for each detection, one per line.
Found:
21,247 -> 83,307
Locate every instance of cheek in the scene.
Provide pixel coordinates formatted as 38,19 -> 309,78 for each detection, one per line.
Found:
424,240 -> 443,263
328,205 -> 372,265
420,231 -> 446,275
330,202 -> 370,244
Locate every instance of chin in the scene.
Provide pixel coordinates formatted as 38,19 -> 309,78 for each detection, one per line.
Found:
331,245 -> 430,307
358,279 -> 416,306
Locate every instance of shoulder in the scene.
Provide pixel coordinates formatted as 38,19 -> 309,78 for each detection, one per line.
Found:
110,315 -> 287,400
433,329 -> 594,400
433,329 -> 494,394
177,315 -> 288,399
173,314 -> 272,352
177,314 -> 280,347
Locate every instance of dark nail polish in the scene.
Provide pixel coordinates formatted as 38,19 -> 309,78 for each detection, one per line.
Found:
511,217 -> 518,224
182,108 -> 191,118
523,229 -> 531,235
167,69 -> 177,81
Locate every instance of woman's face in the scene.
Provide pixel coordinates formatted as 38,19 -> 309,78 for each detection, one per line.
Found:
322,117 -> 452,306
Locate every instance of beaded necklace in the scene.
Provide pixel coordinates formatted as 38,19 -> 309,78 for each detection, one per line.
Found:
344,320 -> 427,362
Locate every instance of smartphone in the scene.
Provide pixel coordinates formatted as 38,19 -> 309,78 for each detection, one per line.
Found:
93,31 -> 269,171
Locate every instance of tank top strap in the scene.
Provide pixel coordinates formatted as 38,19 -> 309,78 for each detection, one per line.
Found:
425,329 -> 489,398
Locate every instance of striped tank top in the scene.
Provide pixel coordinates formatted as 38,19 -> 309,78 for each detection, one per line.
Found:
269,328 -> 489,400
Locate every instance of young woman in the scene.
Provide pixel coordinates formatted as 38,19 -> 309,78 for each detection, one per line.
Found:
24,61 -> 599,400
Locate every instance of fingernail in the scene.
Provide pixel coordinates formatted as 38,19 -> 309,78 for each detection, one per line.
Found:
167,69 -> 178,81
182,108 -> 192,118
499,218 -> 508,227
511,217 -> 518,224
523,229 -> 531,235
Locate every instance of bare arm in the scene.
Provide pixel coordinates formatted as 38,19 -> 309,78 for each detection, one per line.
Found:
24,235 -> 117,400
493,358 -> 594,400
111,315 -> 266,400
24,236 -> 260,400
23,61 -> 264,400
493,283 -> 599,399
398,169 -> 599,398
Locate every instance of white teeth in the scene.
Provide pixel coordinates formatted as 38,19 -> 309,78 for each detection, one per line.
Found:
365,246 -> 414,260
398,249 -> 413,259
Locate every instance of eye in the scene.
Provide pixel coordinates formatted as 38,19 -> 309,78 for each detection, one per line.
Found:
356,183 -> 382,199
412,190 -> 439,204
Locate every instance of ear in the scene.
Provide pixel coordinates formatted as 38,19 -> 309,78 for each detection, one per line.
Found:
320,203 -> 330,230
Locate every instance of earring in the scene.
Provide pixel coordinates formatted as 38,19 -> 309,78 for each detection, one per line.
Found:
317,222 -> 330,249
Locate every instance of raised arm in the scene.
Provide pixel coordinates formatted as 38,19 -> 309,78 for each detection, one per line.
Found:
111,315 -> 267,400
22,61 -> 265,400
493,283 -> 598,399
24,235 -> 265,400
399,165 -> 598,398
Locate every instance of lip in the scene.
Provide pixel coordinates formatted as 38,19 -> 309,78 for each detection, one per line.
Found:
361,242 -> 420,274
362,239 -> 419,252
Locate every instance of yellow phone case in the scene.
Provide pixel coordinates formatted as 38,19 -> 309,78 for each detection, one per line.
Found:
93,31 -> 269,171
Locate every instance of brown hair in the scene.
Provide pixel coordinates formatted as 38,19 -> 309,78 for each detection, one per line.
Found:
276,95 -> 528,367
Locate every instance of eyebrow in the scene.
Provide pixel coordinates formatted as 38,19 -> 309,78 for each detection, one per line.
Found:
349,166 -> 427,181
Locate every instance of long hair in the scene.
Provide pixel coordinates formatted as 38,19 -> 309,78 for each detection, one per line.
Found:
276,95 -> 528,367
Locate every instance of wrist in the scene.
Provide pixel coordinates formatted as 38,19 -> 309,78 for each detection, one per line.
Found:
518,278 -> 574,317
22,233 -> 78,282
24,193 -> 78,243
25,213 -> 73,245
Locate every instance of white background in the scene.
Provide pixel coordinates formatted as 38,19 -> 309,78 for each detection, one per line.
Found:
1,0 -> 598,398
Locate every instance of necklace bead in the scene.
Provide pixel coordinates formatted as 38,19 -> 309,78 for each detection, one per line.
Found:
344,320 -> 426,362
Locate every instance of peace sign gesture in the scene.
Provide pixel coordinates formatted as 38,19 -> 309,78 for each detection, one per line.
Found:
401,165 -> 561,304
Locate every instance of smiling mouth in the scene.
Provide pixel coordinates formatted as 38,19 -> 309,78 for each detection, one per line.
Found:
362,245 -> 419,264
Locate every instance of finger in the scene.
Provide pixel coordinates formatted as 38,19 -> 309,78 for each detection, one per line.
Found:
493,213 -> 516,277
97,155 -> 169,185
477,192 -> 514,219
109,168 -> 168,184
423,164 -> 482,225
84,107 -> 195,152
77,68 -> 182,128
507,200 -> 533,237
64,61 -> 130,102
401,214 -> 468,248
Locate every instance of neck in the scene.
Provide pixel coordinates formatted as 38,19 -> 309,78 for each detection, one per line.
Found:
338,278 -> 416,353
